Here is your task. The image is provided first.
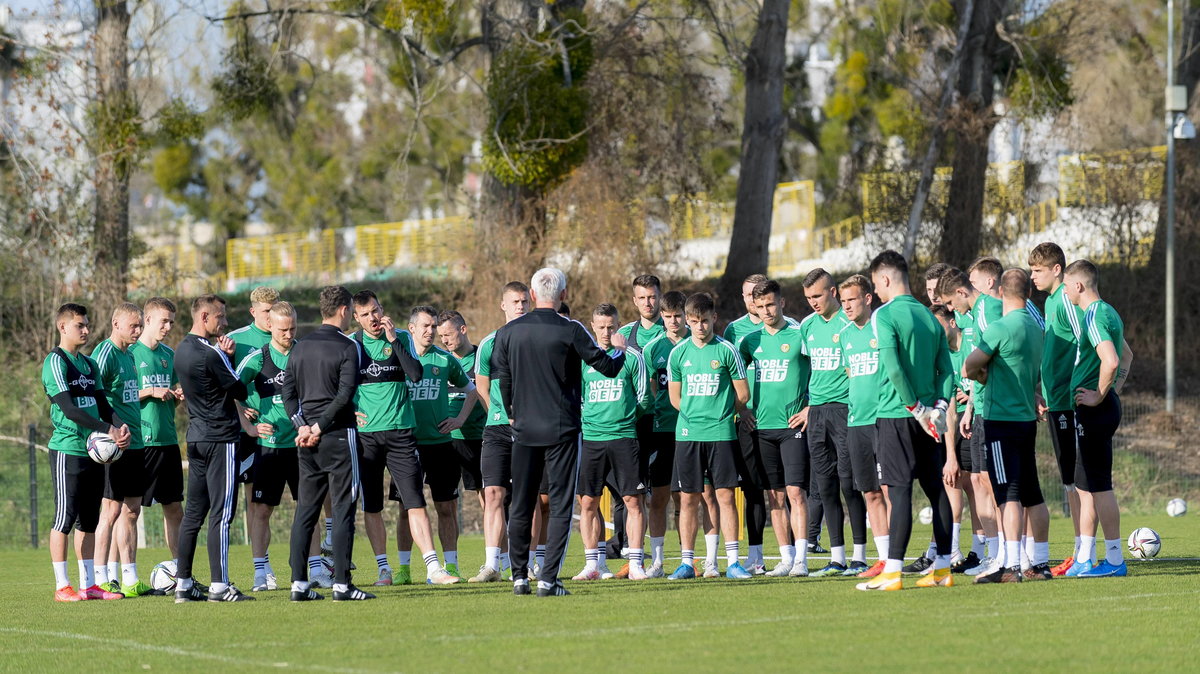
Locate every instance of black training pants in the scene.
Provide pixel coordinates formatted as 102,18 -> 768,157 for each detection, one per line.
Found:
290,428 -> 359,585
510,437 -> 580,586
177,441 -> 238,585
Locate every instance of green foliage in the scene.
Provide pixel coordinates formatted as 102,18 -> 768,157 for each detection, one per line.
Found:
151,143 -> 195,196
87,98 -> 144,173
211,22 -> 282,122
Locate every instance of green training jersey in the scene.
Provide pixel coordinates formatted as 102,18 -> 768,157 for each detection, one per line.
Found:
949,342 -> 969,414
476,331 -> 511,427
618,317 -> 665,353
130,340 -> 178,446
1071,300 -> 1124,397
235,344 -> 296,448
1041,283 -> 1083,412
798,309 -> 850,405
723,314 -> 800,410
737,324 -> 809,430
840,320 -> 880,427
354,329 -> 418,433
871,294 -> 953,419
228,323 -> 271,366
42,349 -> 106,457
448,346 -> 486,441
643,331 -> 688,433
976,309 -> 1044,422
582,347 -> 650,441
92,339 -> 144,450
970,293 -> 1004,417
668,336 -> 746,441
408,347 -> 470,444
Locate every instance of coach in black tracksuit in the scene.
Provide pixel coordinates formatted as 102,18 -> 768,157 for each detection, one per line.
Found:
281,286 -> 366,600
492,268 -> 626,596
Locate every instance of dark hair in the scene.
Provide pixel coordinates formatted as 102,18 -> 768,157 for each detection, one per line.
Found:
684,292 -> 716,317
742,273 -> 768,286
438,310 -> 466,328
144,297 -> 176,315
502,281 -> 529,297
318,286 -> 352,319
191,294 -> 226,314
632,274 -> 661,291
56,303 -> 88,323
660,291 -> 687,313
868,250 -> 909,277
752,279 -> 782,300
930,304 -> 955,323
592,303 -> 619,320
1065,259 -> 1099,289
409,305 -> 439,323
923,262 -> 953,282
968,256 -> 1003,282
557,302 -> 571,317
352,290 -> 379,307
1028,242 -> 1066,270
838,274 -> 873,296
1001,268 -> 1031,300
934,268 -> 971,299
802,268 -> 834,289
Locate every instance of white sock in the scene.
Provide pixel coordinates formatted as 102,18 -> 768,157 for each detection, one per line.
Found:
651,537 -> 665,565
537,580 -> 553,590
528,551 -> 536,567
681,549 -> 695,567
1079,535 -> 1096,564
107,562 -> 119,585
951,523 -> 962,556
79,559 -> 94,589
796,539 -> 809,567
485,547 -> 500,571
748,544 -> 763,565
423,551 -> 440,574
333,583 -> 348,593
398,550 -> 412,566
884,558 -> 903,573
291,580 -> 310,592
253,556 -> 268,578
924,541 -> 937,559
1024,536 -> 1036,566
874,535 -> 890,561
444,551 -> 458,565
121,563 -> 138,586
323,518 -> 333,546
499,552 -> 511,571
307,556 -> 323,574
971,534 -> 986,557
597,547 -> 608,567
1073,535 -> 1082,559
725,541 -> 739,565
704,534 -> 719,565
375,554 -> 390,571
94,563 -> 108,586
852,543 -> 867,563
1035,541 -> 1050,566
1005,540 -> 1021,569
628,548 -> 644,569
53,561 -> 70,589
986,536 -> 999,559
210,581 -> 228,594
780,544 -> 796,566
584,548 -> 599,571
1104,539 -> 1123,566
534,545 -> 545,567
831,545 -> 846,566
933,554 -> 950,571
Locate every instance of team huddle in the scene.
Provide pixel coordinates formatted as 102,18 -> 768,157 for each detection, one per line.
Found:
42,242 -> 1131,602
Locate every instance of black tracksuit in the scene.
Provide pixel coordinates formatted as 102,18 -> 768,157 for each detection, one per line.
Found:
281,324 -> 361,585
491,308 -> 625,586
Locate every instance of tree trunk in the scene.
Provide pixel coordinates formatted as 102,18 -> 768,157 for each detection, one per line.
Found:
939,0 -> 1004,268
716,0 -> 790,319
92,0 -> 133,309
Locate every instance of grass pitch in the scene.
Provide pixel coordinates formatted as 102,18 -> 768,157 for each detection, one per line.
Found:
2,514 -> 1198,673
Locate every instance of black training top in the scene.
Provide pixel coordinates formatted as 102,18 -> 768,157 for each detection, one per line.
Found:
492,308 -> 625,446
175,333 -> 248,443
282,324 -> 361,434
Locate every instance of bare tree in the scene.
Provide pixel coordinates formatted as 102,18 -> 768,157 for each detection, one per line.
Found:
92,0 -> 135,308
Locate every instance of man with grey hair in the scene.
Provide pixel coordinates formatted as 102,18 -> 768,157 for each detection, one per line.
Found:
491,267 -> 628,596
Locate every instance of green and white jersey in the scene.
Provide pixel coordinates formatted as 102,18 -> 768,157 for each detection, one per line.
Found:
235,344 -> 296,448
92,339 -> 144,450
228,323 -> 271,366
476,330 -> 511,427
130,340 -> 178,446
871,295 -> 953,419
976,309 -> 1044,422
723,314 -> 800,410
353,329 -> 418,433
449,346 -> 486,441
618,317 -> 665,353
840,321 -> 880,427
798,309 -> 851,405
737,324 -> 809,430
1041,283 -> 1084,412
582,347 -> 650,441
1071,300 -> 1124,397
667,336 -> 746,441
643,331 -> 688,433
42,349 -> 106,457
970,293 -> 1004,418
408,347 -> 471,444
949,343 -> 969,414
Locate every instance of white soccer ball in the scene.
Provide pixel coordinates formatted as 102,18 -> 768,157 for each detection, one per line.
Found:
150,560 -> 177,591
1167,498 -> 1187,518
86,431 -> 122,464
1127,527 -> 1161,559
918,506 -> 933,525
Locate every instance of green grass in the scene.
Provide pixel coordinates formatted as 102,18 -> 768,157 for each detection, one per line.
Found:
2,515 -> 1199,672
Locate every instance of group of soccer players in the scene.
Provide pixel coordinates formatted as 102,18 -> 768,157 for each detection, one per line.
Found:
43,240 -> 1132,601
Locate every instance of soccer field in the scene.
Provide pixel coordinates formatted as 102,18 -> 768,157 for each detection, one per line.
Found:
3,514 -> 1198,673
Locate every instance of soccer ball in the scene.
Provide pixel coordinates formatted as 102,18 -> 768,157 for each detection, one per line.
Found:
1126,528 -> 1161,559
918,506 -> 933,525
86,431 -> 122,464
1167,498 -> 1187,517
150,560 -> 177,591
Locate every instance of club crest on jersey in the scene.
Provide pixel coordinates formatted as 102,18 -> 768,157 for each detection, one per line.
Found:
832,334 -> 840,343
433,366 -> 440,375
383,346 -> 393,357
869,339 -> 877,348
709,359 -> 719,369
780,343 -> 790,353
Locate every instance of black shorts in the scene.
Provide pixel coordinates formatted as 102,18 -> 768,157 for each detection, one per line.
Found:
416,443 -> 461,502
49,450 -> 103,534
358,428 -> 425,512
539,464 -> 550,496
984,420 -> 1044,507
1048,410 -> 1077,486
954,422 -> 972,473
808,403 -> 851,480
674,441 -> 739,492
579,438 -> 644,497
846,424 -> 880,492
141,444 -> 184,506
735,426 -> 769,491
452,438 -> 484,492
103,448 -> 147,501
756,428 -> 808,489
969,415 -> 987,474
251,446 -> 299,507
237,432 -> 258,483
1075,392 -> 1121,493
481,425 -> 514,489
645,432 -> 676,488
875,417 -> 941,487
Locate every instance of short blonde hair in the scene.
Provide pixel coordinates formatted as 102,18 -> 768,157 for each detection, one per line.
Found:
269,301 -> 297,319
250,286 -> 280,306
111,302 -> 142,321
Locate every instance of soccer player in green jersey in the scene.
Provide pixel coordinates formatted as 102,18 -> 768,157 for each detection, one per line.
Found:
838,275 -> 891,579
799,268 -> 869,577
437,311 -> 486,512
924,263 -> 952,307
131,297 -> 184,578
737,280 -> 812,577
1063,260 -> 1133,578
397,306 -> 476,579
92,303 -> 150,597
469,281 -> 531,583
1028,242 -> 1087,575
43,303 -> 131,602
857,251 -> 955,592
574,304 -> 652,580
964,269 -> 1052,583
666,293 -> 753,580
